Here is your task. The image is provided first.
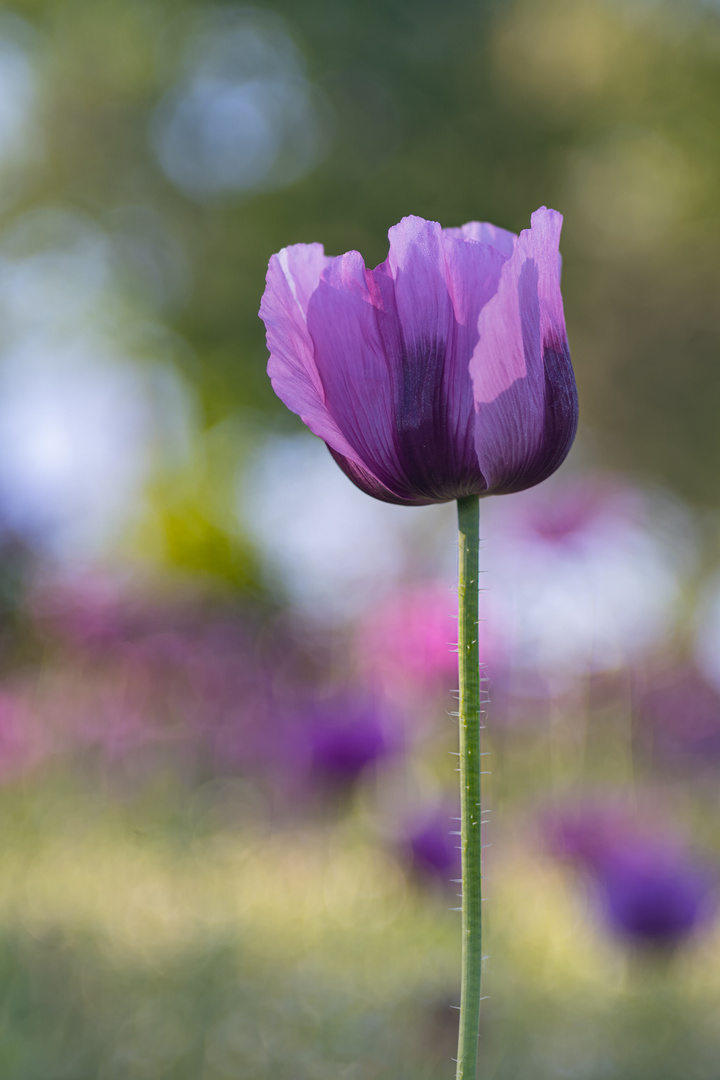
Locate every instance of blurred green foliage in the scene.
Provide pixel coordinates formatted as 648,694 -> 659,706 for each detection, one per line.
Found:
5,0 -> 720,508
0,777 -> 717,1079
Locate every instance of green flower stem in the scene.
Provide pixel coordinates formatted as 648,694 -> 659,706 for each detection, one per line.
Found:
455,494 -> 482,1080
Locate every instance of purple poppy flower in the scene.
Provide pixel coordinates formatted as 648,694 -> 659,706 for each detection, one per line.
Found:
544,802 -> 718,950
405,806 -> 462,884
307,706 -> 389,782
598,843 -> 716,949
282,693 -> 398,790
260,208 -> 578,505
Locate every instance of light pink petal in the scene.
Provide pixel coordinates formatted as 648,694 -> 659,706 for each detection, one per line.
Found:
444,220 -> 517,259
439,230 -> 509,449
260,243 -> 362,464
383,216 -> 456,357
307,249 -> 418,497
469,207 -> 577,494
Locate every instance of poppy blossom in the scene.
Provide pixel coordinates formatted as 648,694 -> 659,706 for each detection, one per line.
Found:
303,695 -> 393,784
404,804 -> 462,885
598,843 -> 716,949
544,803 -> 717,950
260,207 -> 578,505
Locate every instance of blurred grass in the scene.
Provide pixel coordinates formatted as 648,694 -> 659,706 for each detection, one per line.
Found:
0,779 -> 716,1078
0,779 -> 458,1079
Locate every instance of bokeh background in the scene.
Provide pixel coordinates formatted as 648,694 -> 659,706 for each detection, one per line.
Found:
0,0 -> 719,1077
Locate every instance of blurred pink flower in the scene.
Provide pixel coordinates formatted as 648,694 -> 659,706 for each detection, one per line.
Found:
356,584 -> 483,702
402,803 -> 462,885
28,571 -> 140,650
484,473 -> 689,679
0,691 -> 48,778
504,474 -> 642,550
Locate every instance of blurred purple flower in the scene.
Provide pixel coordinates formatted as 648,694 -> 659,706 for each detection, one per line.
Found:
544,801 -> 634,868
636,665 -> 720,765
260,208 -> 577,505
308,710 -> 387,781
598,843 -> 715,949
29,572 -> 137,651
285,693 -> 398,791
403,805 -> 462,884
28,573 -> 275,773
544,802 -> 717,950
355,585 -> 459,701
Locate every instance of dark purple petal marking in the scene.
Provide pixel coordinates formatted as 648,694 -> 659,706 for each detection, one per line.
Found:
379,217 -> 486,499
392,333 -> 485,501
306,218 -> 501,503
327,446 -> 438,506
473,330 -> 578,496
535,331 -> 579,485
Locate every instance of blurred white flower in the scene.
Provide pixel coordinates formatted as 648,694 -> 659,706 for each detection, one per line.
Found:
0,209 -> 113,338
0,209 -> 196,562
482,474 -> 692,681
241,444 -> 691,673
0,333 -> 192,561
240,433 -> 453,621
151,9 -> 326,200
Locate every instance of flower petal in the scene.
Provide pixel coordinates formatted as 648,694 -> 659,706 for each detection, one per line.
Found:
444,220 -> 517,259
327,446 -> 438,506
309,218 -> 511,503
469,207 -> 578,495
306,249 -> 411,496
439,229 -> 510,456
307,221 -> 489,504
374,216 -> 494,499
260,243 -> 361,463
